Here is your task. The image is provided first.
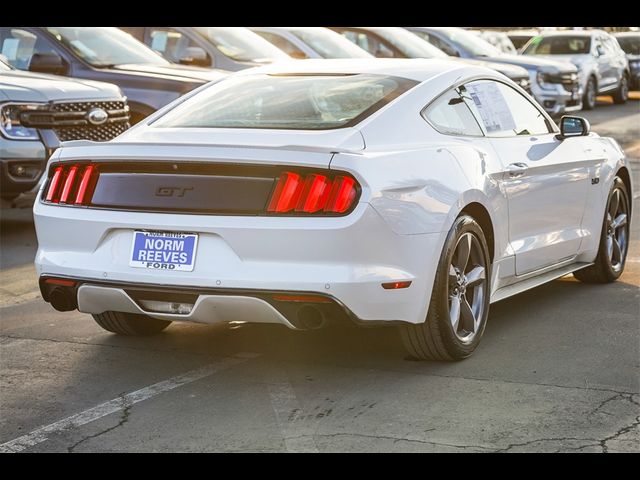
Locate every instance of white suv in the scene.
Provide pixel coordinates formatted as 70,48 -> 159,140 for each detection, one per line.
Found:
522,29 -> 630,109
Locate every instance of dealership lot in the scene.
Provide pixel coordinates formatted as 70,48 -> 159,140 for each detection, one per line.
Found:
1,98 -> 639,453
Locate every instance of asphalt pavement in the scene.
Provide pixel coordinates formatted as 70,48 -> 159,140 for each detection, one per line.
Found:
0,98 -> 638,453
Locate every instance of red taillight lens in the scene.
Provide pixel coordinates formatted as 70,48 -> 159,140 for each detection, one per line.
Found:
267,172 -> 303,213
59,165 -> 79,204
325,176 -> 356,213
43,163 -> 98,206
268,171 -> 358,215
296,174 -> 331,213
45,166 -> 64,203
74,165 -> 97,205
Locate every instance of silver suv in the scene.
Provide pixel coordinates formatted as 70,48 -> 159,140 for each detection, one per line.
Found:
1,58 -> 129,203
522,30 -> 630,110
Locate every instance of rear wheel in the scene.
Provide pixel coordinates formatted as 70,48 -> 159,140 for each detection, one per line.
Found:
574,176 -> 630,283
92,311 -> 171,335
612,74 -> 629,104
400,215 -> 491,361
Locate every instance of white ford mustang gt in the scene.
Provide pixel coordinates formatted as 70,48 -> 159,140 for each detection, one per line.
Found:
34,59 -> 632,360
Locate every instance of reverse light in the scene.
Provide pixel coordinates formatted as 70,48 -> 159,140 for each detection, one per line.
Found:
43,163 -> 99,206
267,171 -> 359,215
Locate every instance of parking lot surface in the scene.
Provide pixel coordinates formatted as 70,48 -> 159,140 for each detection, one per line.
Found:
1,98 -> 639,453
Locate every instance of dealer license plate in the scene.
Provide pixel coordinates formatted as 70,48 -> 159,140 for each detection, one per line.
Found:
130,231 -> 198,272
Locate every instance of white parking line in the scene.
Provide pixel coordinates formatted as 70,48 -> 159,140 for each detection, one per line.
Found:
265,369 -> 319,453
0,352 -> 260,453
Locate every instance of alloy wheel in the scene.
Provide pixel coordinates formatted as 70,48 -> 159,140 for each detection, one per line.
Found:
448,233 -> 487,343
605,186 -> 629,273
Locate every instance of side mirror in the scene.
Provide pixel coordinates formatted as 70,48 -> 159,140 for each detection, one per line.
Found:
178,47 -> 210,67
595,45 -> 605,57
28,52 -> 67,75
557,115 -> 590,140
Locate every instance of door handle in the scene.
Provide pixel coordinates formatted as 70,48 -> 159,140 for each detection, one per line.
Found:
506,162 -> 528,178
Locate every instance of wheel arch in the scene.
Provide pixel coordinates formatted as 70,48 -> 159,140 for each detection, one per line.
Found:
616,166 -> 633,213
460,202 -> 495,262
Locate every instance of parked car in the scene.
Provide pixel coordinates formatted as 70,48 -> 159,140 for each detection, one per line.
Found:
1,57 -> 129,202
331,27 -> 532,92
613,32 -> 640,90
34,59 -> 632,361
474,31 -> 517,55
250,27 -> 373,59
408,27 -> 582,117
121,27 -> 291,71
521,30 -> 630,109
0,27 -> 226,124
506,30 -> 540,51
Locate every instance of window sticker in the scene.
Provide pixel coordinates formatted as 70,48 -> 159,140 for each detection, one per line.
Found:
466,82 -> 516,133
1,38 -> 19,61
151,31 -> 168,52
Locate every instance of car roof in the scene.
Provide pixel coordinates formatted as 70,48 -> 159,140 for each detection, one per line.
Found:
237,58 -> 478,82
535,30 -> 605,37
613,32 -> 640,37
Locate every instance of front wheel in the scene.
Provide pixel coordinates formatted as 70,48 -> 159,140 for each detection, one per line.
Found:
583,77 -> 597,110
92,311 -> 171,335
400,215 -> 491,361
612,74 -> 629,105
574,176 -> 630,283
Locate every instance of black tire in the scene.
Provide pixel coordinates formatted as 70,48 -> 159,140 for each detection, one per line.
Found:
92,311 -> 171,335
399,215 -> 491,361
583,76 -> 597,110
612,74 -> 629,105
574,176 -> 630,283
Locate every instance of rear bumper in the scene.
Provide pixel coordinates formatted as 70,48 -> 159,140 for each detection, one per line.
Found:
34,201 -> 444,325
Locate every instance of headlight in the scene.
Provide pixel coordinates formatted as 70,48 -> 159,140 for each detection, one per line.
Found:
536,71 -> 556,91
630,60 -> 640,70
0,103 -> 43,140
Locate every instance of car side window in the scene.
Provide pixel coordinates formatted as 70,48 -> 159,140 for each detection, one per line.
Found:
147,28 -> 210,65
423,87 -> 483,136
463,80 -> 551,137
427,34 -> 459,56
341,30 -> 395,58
256,32 -> 307,59
0,27 -> 57,70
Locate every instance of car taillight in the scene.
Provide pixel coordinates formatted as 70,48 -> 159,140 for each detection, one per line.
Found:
43,163 -> 99,206
267,171 -> 359,215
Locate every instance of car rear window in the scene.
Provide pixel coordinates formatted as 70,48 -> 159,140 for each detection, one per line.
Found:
153,73 -> 417,130
524,35 -> 591,55
616,36 -> 640,55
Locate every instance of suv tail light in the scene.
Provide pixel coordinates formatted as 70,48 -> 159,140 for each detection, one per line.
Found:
43,163 -> 99,206
267,171 -> 359,215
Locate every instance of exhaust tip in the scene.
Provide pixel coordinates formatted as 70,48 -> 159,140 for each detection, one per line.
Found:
296,305 -> 327,330
49,287 -> 77,312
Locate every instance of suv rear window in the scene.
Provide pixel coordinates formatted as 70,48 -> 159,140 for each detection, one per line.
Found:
154,73 -> 417,130
524,35 -> 591,55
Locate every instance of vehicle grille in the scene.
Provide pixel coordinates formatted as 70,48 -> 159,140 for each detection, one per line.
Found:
20,99 -> 130,142
547,72 -> 580,93
54,122 -> 129,142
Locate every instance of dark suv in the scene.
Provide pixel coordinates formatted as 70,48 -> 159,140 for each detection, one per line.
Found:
0,27 -> 226,123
